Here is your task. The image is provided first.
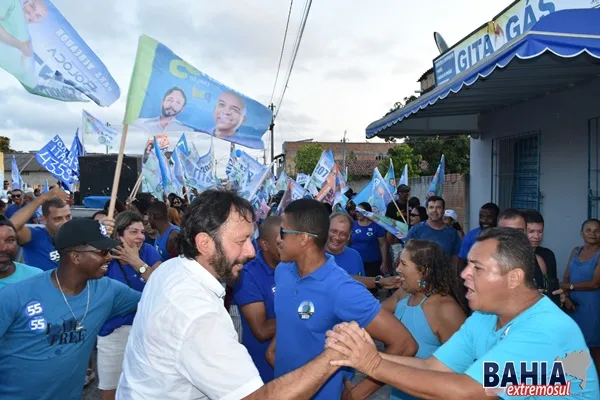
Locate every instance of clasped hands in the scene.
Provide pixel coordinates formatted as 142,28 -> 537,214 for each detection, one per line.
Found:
325,321 -> 382,377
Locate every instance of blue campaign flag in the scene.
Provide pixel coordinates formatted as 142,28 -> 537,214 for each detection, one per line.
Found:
0,0 -> 120,105
175,133 -> 190,157
124,35 -> 272,150
11,155 -> 23,189
427,154 -> 445,199
43,179 -> 49,193
35,135 -> 79,187
153,136 -> 170,194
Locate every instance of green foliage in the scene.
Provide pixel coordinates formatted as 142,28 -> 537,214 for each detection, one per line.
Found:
404,136 -> 470,174
378,143 -> 422,178
294,143 -> 323,175
0,136 -> 13,153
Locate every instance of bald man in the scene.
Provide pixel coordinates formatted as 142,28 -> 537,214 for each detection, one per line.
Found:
212,91 -> 247,139
232,216 -> 281,383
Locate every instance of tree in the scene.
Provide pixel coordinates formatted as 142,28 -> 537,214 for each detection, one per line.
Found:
378,143 -> 422,178
0,136 -> 14,152
404,135 -> 470,175
294,143 -> 323,175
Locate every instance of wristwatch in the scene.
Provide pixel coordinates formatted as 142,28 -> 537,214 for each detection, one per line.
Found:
139,263 -> 150,274
375,275 -> 383,290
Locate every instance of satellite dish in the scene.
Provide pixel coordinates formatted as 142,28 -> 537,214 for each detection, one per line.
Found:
434,32 -> 449,54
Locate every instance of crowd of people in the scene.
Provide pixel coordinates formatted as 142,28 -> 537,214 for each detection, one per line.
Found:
0,179 -> 599,399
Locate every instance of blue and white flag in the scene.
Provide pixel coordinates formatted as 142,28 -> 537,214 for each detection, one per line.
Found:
43,179 -> 49,193
356,208 -> 409,240
427,154 -> 445,199
352,168 -> 395,215
35,136 -> 78,187
384,159 -> 396,192
306,149 -> 335,195
82,110 -> 119,148
226,146 -> 265,189
296,173 -> 309,187
0,0 -> 119,105
65,130 -> 84,182
11,155 -> 23,190
399,164 -> 408,186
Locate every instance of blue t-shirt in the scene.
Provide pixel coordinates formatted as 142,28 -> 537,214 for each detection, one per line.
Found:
154,225 -> 180,261
232,251 -> 276,383
327,246 -> 365,276
405,221 -> 461,256
350,221 -> 385,263
0,271 -> 141,400
99,243 -> 161,337
459,227 -> 481,259
0,262 -> 43,289
273,255 -> 381,399
22,226 -> 60,271
4,203 -> 22,219
434,296 -> 599,399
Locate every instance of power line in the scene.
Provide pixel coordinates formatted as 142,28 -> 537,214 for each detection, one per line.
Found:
268,0 -> 295,106
273,0 -> 313,120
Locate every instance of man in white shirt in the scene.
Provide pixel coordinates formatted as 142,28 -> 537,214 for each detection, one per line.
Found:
135,87 -> 189,133
117,190 -> 343,400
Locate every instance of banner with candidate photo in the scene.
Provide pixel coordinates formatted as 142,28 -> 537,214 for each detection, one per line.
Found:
124,35 -> 272,149
0,0 -> 119,105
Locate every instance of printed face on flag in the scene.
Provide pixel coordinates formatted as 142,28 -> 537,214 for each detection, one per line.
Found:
0,0 -> 119,105
124,35 -> 272,149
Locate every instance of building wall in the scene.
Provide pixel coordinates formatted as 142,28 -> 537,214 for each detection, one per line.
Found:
470,78 -> 600,277
283,141 -> 396,176
16,171 -> 54,188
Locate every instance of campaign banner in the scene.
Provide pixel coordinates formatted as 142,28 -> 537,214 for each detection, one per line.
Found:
356,208 -> 409,240
124,35 -> 272,149
0,0 -> 119,105
433,0 -> 599,85
352,168 -> 395,215
307,149 -> 335,193
82,110 -> 119,148
226,146 -> 265,188
427,154 -> 445,199
11,155 -> 23,189
35,135 -> 79,187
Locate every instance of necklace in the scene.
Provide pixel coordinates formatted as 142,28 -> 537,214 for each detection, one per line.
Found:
54,270 -> 90,331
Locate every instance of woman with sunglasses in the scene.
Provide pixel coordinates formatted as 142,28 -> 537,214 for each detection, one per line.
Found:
409,206 -> 427,227
96,211 -> 162,400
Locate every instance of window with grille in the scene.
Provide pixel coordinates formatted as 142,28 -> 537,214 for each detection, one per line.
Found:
491,132 -> 541,211
588,116 -> 600,219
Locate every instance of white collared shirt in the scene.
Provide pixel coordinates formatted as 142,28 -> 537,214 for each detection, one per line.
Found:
117,256 -> 263,400
134,116 -> 190,133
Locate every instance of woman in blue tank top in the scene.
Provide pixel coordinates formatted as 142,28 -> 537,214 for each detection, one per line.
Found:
382,239 -> 468,400
562,219 -> 600,377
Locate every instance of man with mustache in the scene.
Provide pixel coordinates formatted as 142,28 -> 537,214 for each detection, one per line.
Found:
118,190 -> 347,400
137,87 -> 189,133
0,216 -> 42,288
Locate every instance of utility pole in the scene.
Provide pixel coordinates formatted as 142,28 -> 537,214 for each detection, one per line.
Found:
269,103 -> 275,174
342,130 -> 347,173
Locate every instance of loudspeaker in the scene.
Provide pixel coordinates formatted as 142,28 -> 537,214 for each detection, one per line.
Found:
79,156 -> 139,201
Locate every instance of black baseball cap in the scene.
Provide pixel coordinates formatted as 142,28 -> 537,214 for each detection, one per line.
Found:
397,184 -> 411,193
55,219 -> 120,251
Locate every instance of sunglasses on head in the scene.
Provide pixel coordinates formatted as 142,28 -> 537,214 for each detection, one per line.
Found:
280,227 -> 318,239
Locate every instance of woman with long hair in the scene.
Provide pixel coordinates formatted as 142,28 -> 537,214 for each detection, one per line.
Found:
383,239 -> 468,400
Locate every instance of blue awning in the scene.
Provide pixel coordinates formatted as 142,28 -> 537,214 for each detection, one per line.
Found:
366,8 -> 600,138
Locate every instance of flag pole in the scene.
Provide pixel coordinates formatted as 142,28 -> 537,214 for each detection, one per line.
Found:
107,124 -> 129,219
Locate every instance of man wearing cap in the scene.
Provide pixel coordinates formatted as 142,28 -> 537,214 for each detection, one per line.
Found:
0,218 -> 141,400
385,184 -> 410,224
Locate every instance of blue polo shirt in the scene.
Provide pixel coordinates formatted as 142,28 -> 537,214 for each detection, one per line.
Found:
0,271 -> 141,400
434,296 -> 599,399
154,225 -> 180,261
21,226 -> 60,271
274,255 -> 381,399
405,221 -> 461,256
350,221 -> 386,263
232,251 -> 276,383
327,246 -> 365,276
459,227 -> 481,259
98,243 -> 161,337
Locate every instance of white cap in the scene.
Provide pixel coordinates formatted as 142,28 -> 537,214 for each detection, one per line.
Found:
444,209 -> 458,221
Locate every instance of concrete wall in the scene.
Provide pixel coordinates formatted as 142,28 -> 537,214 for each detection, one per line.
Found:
470,78 -> 600,277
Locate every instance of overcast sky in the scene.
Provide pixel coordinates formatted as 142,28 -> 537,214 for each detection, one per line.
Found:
1,0 -> 505,174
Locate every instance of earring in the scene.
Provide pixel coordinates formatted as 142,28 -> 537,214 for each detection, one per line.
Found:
417,279 -> 427,288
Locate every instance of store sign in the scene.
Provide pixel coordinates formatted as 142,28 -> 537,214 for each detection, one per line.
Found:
433,0 -> 600,86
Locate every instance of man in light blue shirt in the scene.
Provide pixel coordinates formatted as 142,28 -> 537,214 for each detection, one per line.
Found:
0,218 -> 141,400
0,217 -> 41,289
326,227 -> 599,399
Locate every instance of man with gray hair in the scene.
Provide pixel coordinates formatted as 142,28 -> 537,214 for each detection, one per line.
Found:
326,227 -> 599,398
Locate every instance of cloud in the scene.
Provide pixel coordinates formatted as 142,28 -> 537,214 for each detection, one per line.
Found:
324,66 -> 369,81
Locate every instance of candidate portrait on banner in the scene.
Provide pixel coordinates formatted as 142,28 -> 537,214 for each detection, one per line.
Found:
124,35 -> 272,150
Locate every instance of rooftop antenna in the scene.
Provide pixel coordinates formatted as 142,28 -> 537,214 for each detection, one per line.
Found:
434,32 -> 449,54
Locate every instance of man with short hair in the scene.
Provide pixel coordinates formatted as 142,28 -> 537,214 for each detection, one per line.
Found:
0,218 -> 141,399
232,216 -> 281,383
4,189 -> 24,218
326,212 -> 401,290
327,227 -> 599,398
459,202 -> 499,262
524,210 -> 558,280
147,201 -> 180,261
385,184 -> 410,223
118,190 -> 348,400
136,87 -> 189,133
405,196 -> 461,272
0,217 -> 42,288
271,199 -> 417,399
